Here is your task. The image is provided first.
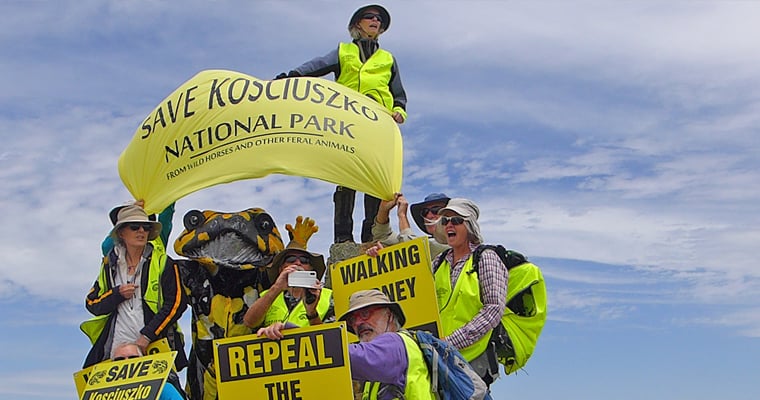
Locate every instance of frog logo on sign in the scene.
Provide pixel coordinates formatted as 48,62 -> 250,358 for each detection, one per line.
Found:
88,370 -> 107,385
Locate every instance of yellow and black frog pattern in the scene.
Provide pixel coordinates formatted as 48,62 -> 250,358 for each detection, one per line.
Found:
173,208 -> 317,400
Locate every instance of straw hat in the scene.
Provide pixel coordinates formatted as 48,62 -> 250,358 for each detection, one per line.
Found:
270,241 -> 326,280
108,205 -> 156,225
110,205 -> 162,241
337,289 -> 406,333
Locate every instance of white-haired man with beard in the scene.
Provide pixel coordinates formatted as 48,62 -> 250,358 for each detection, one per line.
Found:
257,289 -> 433,400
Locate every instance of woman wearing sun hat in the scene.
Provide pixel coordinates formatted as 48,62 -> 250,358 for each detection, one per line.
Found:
81,205 -> 188,374
431,198 -> 507,386
100,200 -> 174,256
276,4 -> 406,123
276,4 -> 408,245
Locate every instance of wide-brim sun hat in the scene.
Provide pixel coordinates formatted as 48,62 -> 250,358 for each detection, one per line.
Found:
410,193 -> 450,233
110,205 -> 162,241
109,205 -> 157,225
348,4 -> 391,32
338,289 -> 406,333
270,241 -> 326,281
437,198 -> 484,244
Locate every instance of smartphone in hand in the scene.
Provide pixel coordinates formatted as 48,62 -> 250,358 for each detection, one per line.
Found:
288,270 -> 317,288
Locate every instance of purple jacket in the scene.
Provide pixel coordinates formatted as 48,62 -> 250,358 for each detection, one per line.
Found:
349,332 -> 409,398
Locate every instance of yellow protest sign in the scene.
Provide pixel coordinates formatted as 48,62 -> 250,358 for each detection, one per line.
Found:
330,237 -> 442,340
73,338 -> 173,397
214,323 -> 354,400
144,337 -> 171,356
73,366 -> 93,398
118,69 -> 403,214
77,351 -> 177,400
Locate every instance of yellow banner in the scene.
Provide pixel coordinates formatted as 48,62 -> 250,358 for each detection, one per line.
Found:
330,237 -> 442,341
77,351 -> 176,400
214,323 -> 354,400
118,70 -> 403,214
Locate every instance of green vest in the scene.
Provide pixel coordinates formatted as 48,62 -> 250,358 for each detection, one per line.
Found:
362,331 -> 435,400
80,242 -> 167,344
337,42 -> 398,113
260,288 -> 333,327
434,256 -> 491,362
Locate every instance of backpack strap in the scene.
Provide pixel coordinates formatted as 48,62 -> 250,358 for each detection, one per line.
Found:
408,330 -> 441,399
431,248 -> 451,273
435,245 -> 528,273
471,244 -> 528,273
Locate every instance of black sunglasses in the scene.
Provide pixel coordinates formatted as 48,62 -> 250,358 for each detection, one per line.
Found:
440,216 -> 467,226
113,355 -> 140,361
420,206 -> 443,217
127,223 -> 153,232
284,255 -> 311,265
361,13 -> 383,22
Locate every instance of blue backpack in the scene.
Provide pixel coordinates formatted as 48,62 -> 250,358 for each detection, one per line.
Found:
411,330 -> 493,400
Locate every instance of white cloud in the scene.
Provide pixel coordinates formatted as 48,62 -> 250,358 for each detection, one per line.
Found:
4,3 -> 760,400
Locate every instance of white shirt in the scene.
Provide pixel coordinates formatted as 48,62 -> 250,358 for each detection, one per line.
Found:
109,244 -> 146,357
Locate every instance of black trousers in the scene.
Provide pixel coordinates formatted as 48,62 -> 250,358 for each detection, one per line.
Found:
333,186 -> 381,243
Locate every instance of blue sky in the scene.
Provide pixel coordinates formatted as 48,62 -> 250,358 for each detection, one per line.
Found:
1,1 -> 759,399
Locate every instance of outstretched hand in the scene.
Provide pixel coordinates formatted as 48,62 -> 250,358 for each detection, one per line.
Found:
257,322 -> 287,340
376,193 -> 402,225
378,193 -> 401,214
286,216 -> 319,247
396,195 -> 409,217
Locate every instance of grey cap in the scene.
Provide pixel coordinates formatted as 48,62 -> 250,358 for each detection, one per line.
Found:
438,198 -> 483,244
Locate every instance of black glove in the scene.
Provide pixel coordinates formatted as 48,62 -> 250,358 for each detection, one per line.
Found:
304,291 -> 317,305
274,72 -> 288,80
